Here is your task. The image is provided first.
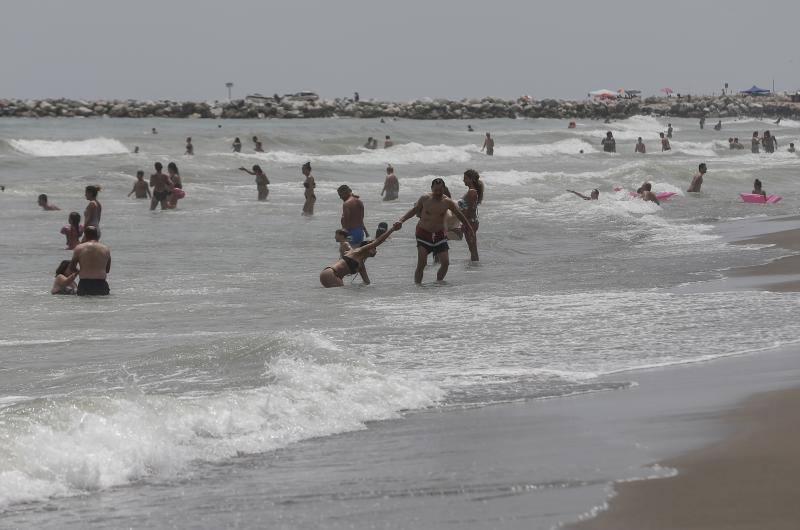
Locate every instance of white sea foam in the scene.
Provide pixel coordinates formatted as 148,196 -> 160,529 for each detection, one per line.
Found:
7,138 -> 130,157
0,338 -> 442,509
492,138 -> 596,157
223,142 -> 474,166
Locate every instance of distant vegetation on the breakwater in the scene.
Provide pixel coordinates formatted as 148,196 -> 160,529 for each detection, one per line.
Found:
2,95 -> 799,120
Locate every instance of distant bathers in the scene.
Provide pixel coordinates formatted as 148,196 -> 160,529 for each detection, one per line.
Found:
416,226 -> 449,255
77,278 -> 110,296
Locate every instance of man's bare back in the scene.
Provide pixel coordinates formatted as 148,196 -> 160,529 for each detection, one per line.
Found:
71,241 -> 111,280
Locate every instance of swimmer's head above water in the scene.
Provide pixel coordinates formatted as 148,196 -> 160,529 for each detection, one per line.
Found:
302,162 -> 311,176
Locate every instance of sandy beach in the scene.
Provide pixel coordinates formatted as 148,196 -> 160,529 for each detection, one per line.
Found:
568,218 -> 800,529
569,387 -> 800,530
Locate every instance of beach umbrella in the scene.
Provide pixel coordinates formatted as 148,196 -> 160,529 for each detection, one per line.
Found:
660,88 -> 674,95
589,89 -> 617,100
740,85 -> 771,95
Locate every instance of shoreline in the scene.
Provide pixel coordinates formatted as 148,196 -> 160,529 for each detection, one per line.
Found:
2,94 -> 800,119
566,217 -> 800,529
567,386 -> 800,530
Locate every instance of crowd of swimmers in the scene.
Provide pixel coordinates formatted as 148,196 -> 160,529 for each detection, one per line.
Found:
34,116 -> 797,295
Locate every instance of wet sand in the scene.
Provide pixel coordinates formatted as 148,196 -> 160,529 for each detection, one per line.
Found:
568,219 -> 800,529
730,224 -> 800,291
569,387 -> 800,530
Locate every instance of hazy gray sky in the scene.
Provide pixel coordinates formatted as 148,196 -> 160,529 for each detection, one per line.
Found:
2,0 -> 798,101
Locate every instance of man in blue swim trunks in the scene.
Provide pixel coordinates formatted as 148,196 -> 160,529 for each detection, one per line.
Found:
338,185 -> 368,246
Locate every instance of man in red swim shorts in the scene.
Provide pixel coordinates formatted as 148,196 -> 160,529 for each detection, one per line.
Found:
395,178 -> 473,284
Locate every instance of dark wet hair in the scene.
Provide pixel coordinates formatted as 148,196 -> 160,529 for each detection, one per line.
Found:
68,211 -> 80,229
375,222 -> 388,238
442,184 -> 452,198
167,162 -> 179,174
252,136 -> 258,141
136,170 -> 144,178
155,162 -> 163,171
337,184 -> 351,195
38,193 -> 47,203
464,169 -> 484,204
302,162 -> 311,171
754,178 -> 762,189
55,260 -> 71,277
85,185 -> 100,198
386,165 -> 394,173
84,226 -> 99,241
252,164 -> 262,173
642,182 -> 652,191
699,163 -> 707,171
753,131 -> 759,137
431,178 -> 445,189
385,135 -> 390,139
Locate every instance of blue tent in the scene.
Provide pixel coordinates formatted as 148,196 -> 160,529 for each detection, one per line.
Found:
740,85 -> 771,95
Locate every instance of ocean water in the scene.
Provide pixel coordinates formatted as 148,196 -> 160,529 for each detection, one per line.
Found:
1,115 -> 800,528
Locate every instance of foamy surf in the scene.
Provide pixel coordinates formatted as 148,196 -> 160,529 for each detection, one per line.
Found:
0,355 -> 442,509
6,137 -> 129,157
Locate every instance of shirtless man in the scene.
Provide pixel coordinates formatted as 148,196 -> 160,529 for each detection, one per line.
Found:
128,171 -> 151,199
185,137 -> 194,155
384,135 -> 394,148
667,123 -> 673,138
396,178 -> 473,284
37,194 -> 60,211
660,132 -> 671,151
687,163 -> 707,193
150,162 -> 172,210
381,165 -> 399,201
481,133 -> 494,155
338,185 -> 368,246
69,226 -> 111,296
635,137 -> 646,153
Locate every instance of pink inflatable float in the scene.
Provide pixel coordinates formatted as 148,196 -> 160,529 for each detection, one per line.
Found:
740,193 -> 781,204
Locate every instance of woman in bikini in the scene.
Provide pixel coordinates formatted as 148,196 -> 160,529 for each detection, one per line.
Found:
459,169 -> 483,261
320,224 -> 398,287
166,162 -> 184,209
84,185 -> 102,236
51,260 -> 78,295
302,162 -> 316,215
239,165 -> 269,201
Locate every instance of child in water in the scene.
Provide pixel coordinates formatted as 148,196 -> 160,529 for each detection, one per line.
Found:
60,212 -> 83,250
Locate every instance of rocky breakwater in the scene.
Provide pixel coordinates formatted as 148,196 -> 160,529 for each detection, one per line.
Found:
0,99 -> 216,118
1,95 -> 800,119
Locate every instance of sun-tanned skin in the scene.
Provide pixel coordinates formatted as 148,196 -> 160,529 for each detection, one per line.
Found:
395,179 -> 473,284
320,226 -> 398,287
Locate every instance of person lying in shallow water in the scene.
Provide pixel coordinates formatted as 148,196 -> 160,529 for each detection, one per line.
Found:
567,189 -> 599,200
320,224 -> 399,287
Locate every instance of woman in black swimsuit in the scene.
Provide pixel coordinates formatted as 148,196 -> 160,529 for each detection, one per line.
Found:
320,224 -> 398,287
